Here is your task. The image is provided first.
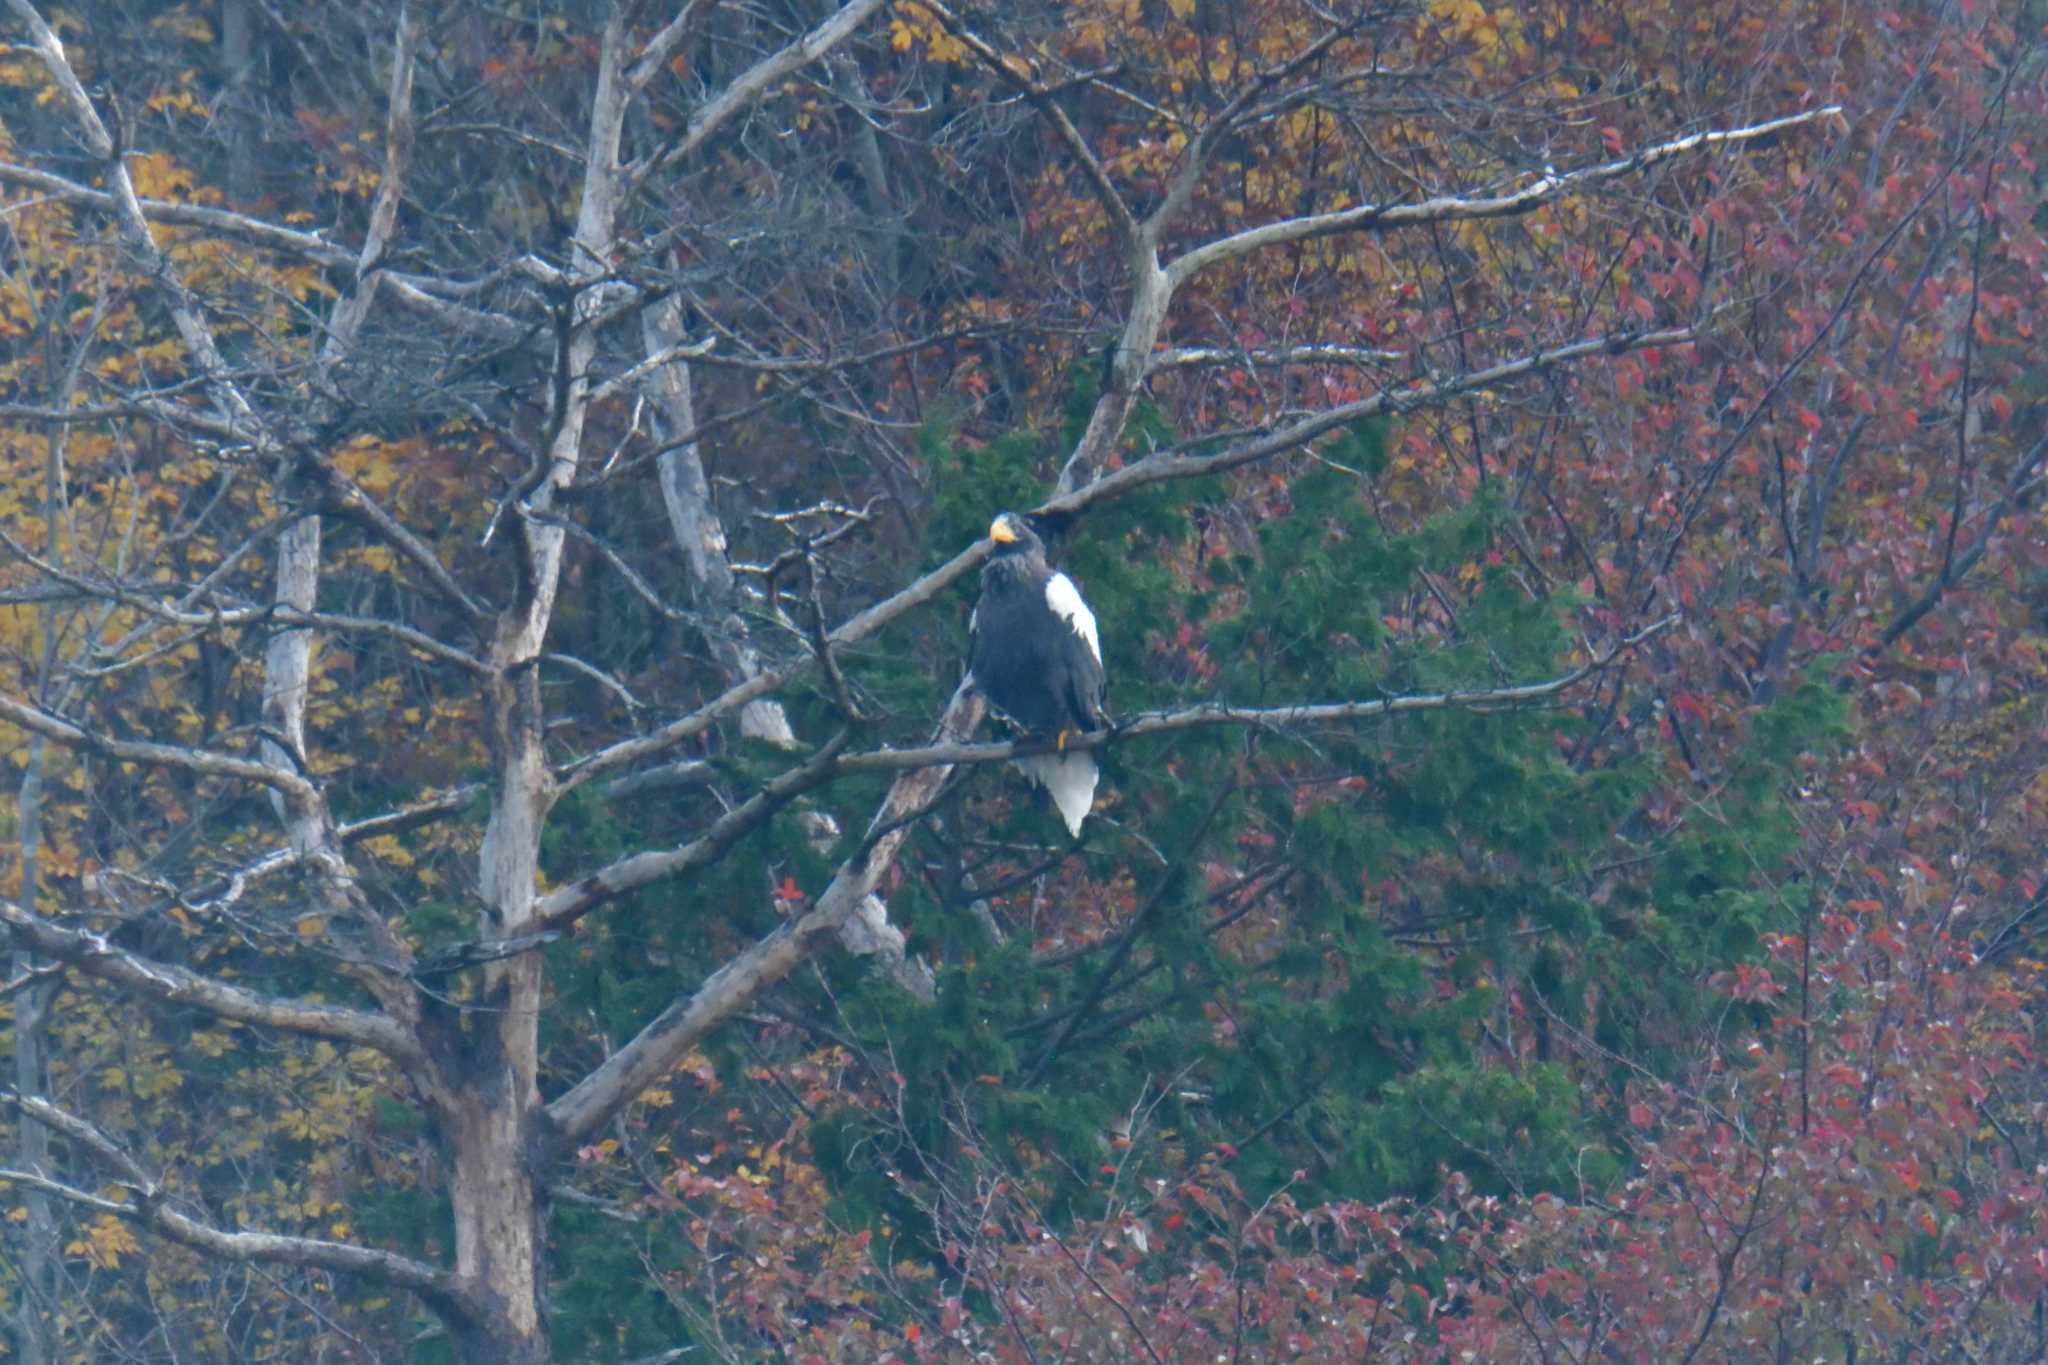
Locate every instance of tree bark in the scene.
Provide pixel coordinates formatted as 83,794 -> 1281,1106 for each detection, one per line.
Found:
458,11 -> 633,1355
642,294 -> 796,745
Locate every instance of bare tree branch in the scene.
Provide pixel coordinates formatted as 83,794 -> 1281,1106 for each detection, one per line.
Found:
0,903 -> 422,1063
320,475 -> 490,621
1051,323 -> 1710,510
0,693 -> 317,803
0,1092 -> 459,1305
557,539 -> 990,791
6,0 -> 270,445
535,731 -> 853,931
1166,107 -> 1845,285
0,532 -> 488,675
0,160 -> 354,266
1145,12 -> 1365,235
844,618 -> 1676,771
1147,344 -> 1405,373
181,784 -> 482,915
626,0 -> 719,91
639,292 -> 795,743
317,0 -> 419,364
547,682 -> 985,1146
631,0 -> 888,182
924,0 -> 1138,246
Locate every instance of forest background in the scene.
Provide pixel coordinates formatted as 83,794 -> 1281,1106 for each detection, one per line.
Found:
0,0 -> 2044,1360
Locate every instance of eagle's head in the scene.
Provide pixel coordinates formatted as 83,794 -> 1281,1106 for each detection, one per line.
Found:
988,511 -> 1046,559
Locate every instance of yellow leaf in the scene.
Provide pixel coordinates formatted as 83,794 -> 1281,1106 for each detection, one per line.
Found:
71,1214 -> 141,1268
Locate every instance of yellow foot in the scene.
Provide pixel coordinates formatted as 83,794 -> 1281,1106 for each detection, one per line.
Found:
1055,729 -> 1076,753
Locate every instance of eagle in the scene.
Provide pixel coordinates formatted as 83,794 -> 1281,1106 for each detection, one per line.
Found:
968,512 -> 1108,837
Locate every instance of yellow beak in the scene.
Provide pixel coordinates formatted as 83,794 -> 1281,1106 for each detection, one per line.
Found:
989,516 -> 1019,544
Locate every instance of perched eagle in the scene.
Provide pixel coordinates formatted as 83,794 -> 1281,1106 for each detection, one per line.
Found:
968,512 -> 1108,837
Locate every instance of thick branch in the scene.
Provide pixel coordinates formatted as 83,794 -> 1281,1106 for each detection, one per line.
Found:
639,293 -> 794,743
547,683 -> 985,1145
0,902 -> 421,1063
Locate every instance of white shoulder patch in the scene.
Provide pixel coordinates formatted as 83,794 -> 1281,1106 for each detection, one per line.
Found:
1043,572 -> 1100,662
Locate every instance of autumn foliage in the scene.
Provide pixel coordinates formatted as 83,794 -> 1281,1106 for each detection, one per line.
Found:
0,0 -> 2045,1360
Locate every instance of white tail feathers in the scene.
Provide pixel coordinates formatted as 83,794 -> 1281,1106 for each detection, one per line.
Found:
1015,751 -> 1098,838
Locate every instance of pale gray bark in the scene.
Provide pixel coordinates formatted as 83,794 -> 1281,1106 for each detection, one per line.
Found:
549,681 -> 986,1142
460,10 -> 638,1350
636,278 -> 927,985
641,296 -> 795,744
